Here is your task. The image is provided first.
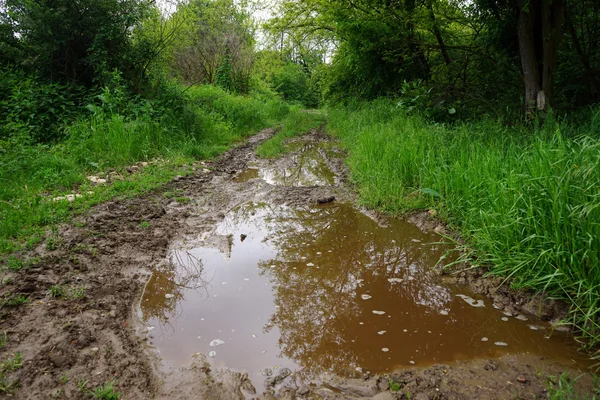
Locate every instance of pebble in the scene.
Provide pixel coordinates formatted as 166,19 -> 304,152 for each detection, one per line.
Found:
381,348 -> 389,352
372,310 -> 385,315
494,342 -> 508,346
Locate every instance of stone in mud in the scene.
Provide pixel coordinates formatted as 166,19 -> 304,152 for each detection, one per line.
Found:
484,360 -> 498,371
266,367 -> 292,387
316,196 -> 335,204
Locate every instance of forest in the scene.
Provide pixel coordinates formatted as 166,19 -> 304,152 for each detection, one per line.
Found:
1,0 -> 600,397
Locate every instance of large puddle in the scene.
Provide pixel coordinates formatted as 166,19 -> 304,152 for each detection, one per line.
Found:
140,201 -> 588,386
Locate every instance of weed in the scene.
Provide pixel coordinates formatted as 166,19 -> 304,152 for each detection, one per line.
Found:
46,235 -> 60,251
139,220 -> 150,229
5,257 -> 23,272
389,378 -> 402,392
3,294 -> 29,307
4,256 -> 38,272
1,353 -> 23,372
0,332 -> 6,349
54,388 -> 63,397
76,378 -> 89,392
58,374 -> 69,384
0,376 -> 20,394
90,381 -> 120,399
48,284 -> 66,299
68,287 -> 86,300
175,197 -> 191,204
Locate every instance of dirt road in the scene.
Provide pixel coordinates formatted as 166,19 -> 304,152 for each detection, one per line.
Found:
0,127 -> 594,399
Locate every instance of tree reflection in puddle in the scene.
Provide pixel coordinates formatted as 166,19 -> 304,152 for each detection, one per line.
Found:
139,202 -> 588,386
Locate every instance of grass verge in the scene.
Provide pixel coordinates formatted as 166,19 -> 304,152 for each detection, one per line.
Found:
256,110 -> 326,158
327,100 -> 600,349
0,85 -> 290,256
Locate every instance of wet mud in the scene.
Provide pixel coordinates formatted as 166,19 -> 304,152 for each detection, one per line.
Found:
0,127 -> 595,399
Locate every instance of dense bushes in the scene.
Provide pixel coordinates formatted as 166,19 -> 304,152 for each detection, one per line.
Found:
328,101 -> 600,347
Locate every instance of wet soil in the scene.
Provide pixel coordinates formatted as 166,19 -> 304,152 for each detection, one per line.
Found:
0,127 -> 595,399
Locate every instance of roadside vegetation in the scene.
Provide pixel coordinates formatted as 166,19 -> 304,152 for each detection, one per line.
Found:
328,100 -> 600,349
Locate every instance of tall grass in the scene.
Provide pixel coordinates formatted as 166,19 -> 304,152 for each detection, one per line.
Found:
0,85 -> 290,253
328,100 -> 600,348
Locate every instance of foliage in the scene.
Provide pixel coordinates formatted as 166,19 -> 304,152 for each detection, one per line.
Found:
267,0 -> 600,116
0,68 -> 86,143
328,100 -> 600,347
2,0 -> 153,88
168,0 -> 255,93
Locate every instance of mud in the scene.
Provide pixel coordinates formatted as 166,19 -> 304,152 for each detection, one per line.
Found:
0,126 -> 595,399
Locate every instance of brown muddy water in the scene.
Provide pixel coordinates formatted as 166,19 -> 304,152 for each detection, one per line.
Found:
138,138 -> 589,390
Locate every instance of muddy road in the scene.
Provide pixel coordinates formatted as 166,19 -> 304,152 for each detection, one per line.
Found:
1,127 -> 595,399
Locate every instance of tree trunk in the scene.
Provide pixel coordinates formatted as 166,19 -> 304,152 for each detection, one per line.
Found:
517,0 -> 541,114
516,0 -> 566,116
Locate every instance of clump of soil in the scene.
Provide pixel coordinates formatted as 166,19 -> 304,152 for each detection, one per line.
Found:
0,126 -> 594,399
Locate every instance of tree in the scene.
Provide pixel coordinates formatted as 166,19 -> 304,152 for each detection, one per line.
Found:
516,0 -> 566,114
3,0 -> 153,87
168,0 -> 255,93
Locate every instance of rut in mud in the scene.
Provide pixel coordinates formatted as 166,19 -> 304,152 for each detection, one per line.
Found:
0,126 -> 595,399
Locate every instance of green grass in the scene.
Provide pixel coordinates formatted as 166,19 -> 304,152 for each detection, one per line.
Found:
48,284 -> 66,299
256,110 -> 326,158
90,381 -> 120,400
0,85 -> 290,255
547,373 -> 600,399
328,100 -> 600,348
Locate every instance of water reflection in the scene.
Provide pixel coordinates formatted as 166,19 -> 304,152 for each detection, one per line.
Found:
140,202 -> 588,385
234,143 -> 335,186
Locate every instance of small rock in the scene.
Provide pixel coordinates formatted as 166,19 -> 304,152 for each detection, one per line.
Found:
517,376 -> 528,384
316,196 -> 335,204
484,360 -> 498,371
